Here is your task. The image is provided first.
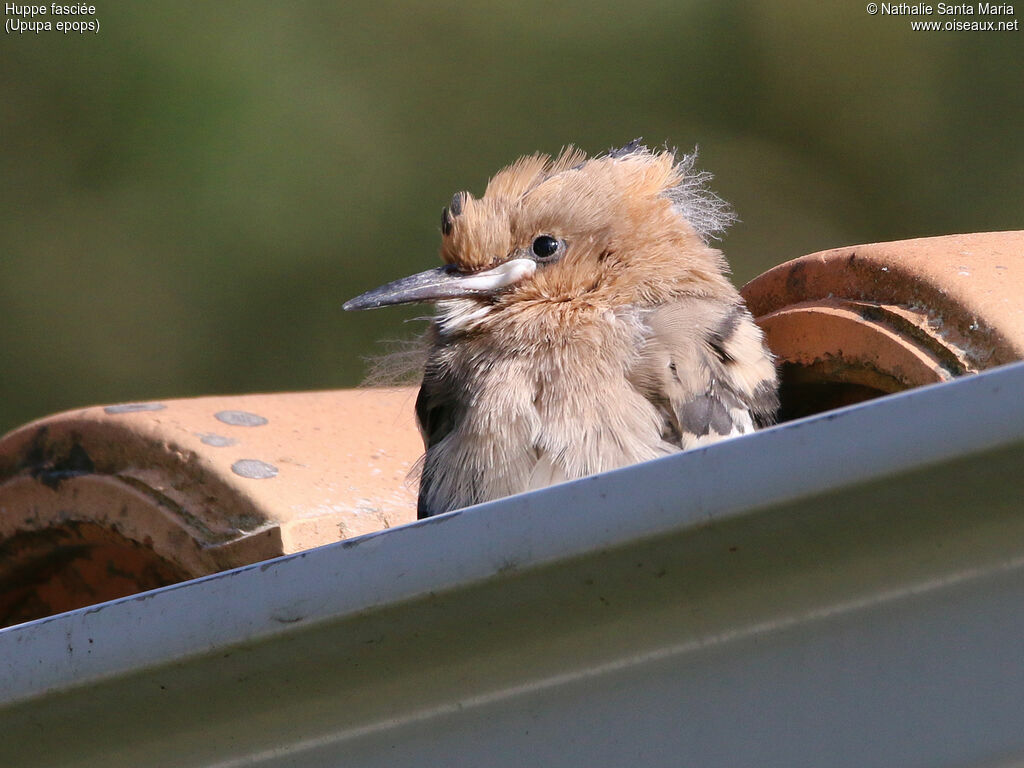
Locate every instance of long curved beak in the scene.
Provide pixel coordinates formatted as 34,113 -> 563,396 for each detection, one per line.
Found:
343,258 -> 536,311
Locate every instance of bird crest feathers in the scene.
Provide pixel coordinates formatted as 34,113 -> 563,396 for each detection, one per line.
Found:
440,141 -> 735,273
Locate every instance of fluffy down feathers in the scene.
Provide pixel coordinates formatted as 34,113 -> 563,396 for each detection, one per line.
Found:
350,142 -> 779,518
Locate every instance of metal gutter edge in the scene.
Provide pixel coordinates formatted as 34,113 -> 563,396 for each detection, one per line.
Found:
2,361 -> 1024,707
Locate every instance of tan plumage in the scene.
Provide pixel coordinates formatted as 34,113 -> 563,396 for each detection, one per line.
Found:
345,141 -> 778,518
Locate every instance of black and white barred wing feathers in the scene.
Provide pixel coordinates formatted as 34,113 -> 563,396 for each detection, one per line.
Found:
630,298 -> 778,448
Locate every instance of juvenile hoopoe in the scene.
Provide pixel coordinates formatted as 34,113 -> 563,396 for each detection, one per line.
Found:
345,141 -> 778,518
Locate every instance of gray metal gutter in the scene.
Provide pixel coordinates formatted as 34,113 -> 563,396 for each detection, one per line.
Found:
3,361 -> 1024,767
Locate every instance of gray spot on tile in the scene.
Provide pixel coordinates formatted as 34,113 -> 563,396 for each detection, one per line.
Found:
215,410 -> 268,427
232,459 -> 279,479
197,433 -> 238,447
105,403 -> 167,414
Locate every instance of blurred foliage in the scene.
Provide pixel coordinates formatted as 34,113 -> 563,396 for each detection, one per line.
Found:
1,0 -> 1021,433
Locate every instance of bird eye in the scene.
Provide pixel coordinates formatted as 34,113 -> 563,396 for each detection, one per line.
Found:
531,235 -> 560,260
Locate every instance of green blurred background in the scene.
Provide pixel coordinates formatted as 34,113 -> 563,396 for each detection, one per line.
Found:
2,1 -> 1021,434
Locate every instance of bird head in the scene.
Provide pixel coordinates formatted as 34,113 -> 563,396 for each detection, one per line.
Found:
343,141 -> 738,317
